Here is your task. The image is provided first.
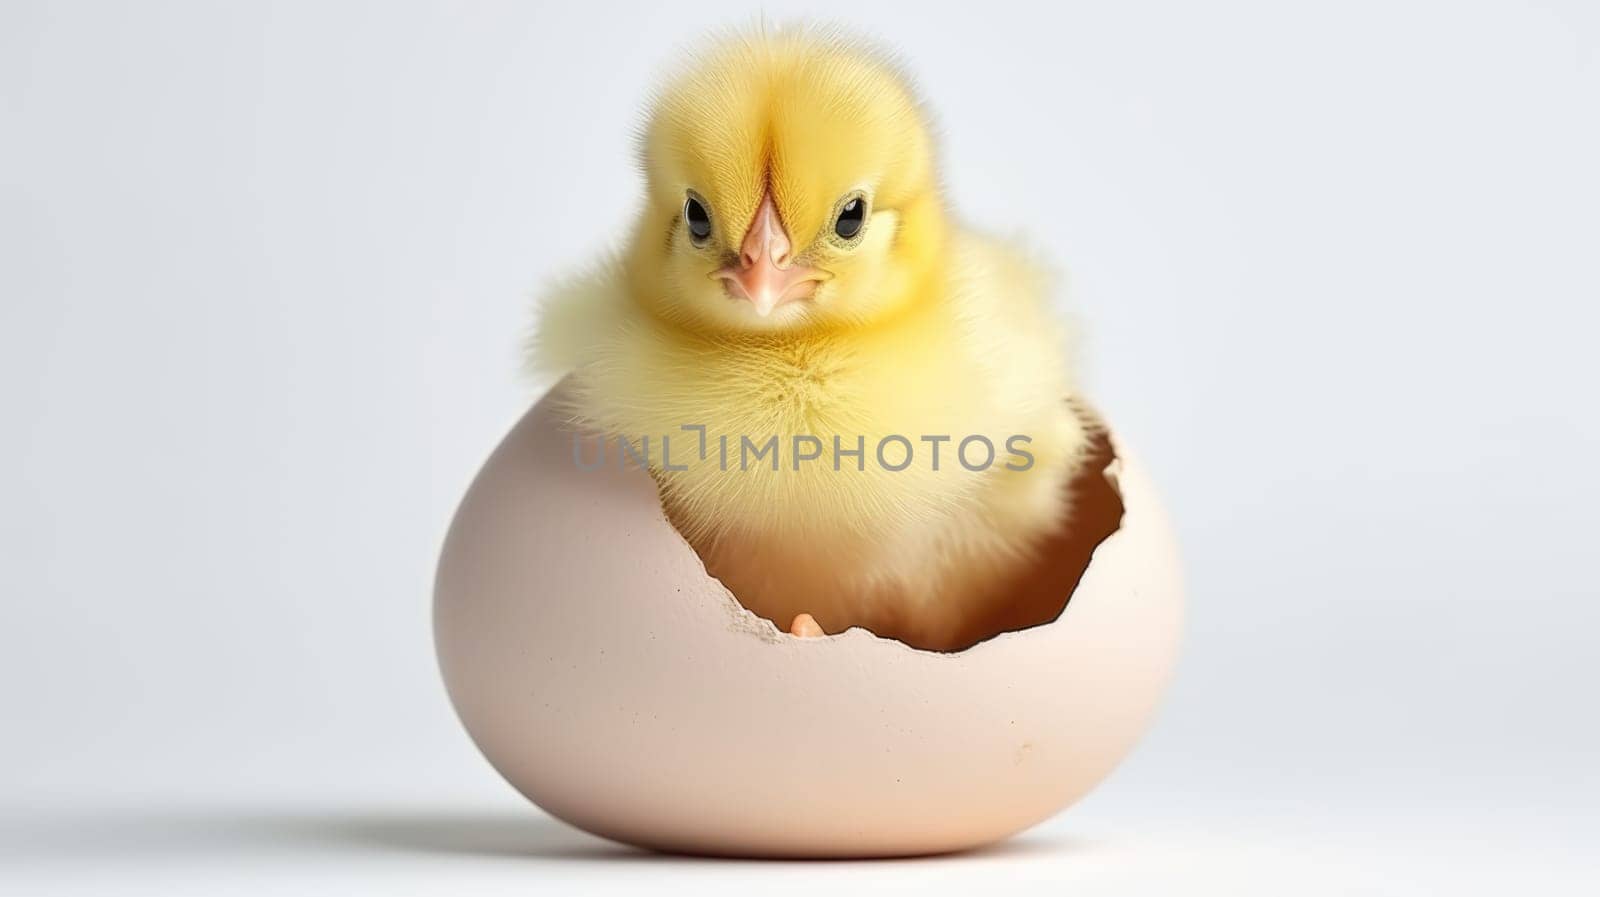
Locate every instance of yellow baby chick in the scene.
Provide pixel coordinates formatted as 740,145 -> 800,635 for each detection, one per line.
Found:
534,26 -> 1092,651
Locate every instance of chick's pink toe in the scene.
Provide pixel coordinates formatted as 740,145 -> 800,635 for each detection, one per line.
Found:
789,613 -> 824,638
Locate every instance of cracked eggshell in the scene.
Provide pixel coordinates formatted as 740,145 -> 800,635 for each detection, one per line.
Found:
434,385 -> 1183,858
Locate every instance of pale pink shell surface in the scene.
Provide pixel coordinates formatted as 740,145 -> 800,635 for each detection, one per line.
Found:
434,388 -> 1183,857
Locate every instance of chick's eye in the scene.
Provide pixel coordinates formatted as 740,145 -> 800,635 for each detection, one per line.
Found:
834,197 -> 866,239
684,196 -> 712,244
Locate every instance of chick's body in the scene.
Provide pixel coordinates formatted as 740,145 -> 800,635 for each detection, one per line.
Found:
535,29 -> 1090,650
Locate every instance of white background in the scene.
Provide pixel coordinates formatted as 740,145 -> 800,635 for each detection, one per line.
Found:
3,0 -> 1596,893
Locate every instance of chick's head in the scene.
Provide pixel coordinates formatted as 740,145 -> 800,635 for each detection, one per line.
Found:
628,28 -> 945,335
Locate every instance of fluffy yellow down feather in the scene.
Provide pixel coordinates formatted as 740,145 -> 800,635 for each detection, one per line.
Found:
533,25 -> 1090,650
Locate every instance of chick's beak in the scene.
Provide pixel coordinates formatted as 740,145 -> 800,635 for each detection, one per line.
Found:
713,192 -> 827,317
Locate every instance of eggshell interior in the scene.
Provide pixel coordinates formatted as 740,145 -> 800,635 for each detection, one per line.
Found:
434,385 -> 1183,857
